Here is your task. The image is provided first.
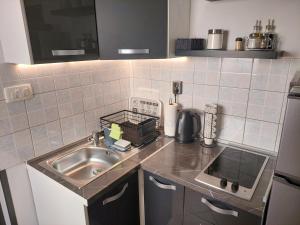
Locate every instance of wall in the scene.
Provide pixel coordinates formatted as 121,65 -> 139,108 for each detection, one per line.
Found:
190,0 -> 300,57
0,60 -> 131,170
131,57 -> 300,153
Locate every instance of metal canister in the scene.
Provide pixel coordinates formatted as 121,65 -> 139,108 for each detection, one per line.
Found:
235,37 -> 244,51
207,29 -> 224,50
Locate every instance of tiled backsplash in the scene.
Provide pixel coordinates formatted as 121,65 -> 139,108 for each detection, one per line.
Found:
0,57 -> 299,170
0,60 -> 131,170
131,57 -> 300,153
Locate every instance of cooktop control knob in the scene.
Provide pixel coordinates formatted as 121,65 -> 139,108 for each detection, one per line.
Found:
220,178 -> 227,189
231,182 -> 239,193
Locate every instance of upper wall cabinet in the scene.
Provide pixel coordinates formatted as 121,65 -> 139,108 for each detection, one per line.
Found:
0,0 -> 99,64
95,0 -> 190,59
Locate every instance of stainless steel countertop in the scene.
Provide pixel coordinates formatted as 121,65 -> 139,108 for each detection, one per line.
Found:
28,136 -> 275,215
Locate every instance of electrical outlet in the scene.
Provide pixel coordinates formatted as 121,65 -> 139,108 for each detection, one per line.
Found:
172,81 -> 183,95
4,83 -> 33,103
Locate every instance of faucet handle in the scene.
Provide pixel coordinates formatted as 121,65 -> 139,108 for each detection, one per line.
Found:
89,130 -> 101,145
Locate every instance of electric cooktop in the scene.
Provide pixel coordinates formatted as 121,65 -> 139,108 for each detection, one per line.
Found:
195,147 -> 269,200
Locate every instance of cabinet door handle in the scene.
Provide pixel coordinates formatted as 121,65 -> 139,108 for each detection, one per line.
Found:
52,49 -> 85,56
118,49 -> 150,55
149,176 -> 176,191
102,183 -> 128,206
201,197 -> 239,217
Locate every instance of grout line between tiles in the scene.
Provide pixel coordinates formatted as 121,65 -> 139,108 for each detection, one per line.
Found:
242,58 -> 254,145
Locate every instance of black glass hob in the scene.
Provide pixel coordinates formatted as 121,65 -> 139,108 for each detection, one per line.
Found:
195,147 -> 269,200
205,147 -> 266,188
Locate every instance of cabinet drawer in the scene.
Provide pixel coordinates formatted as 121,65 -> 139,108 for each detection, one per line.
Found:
184,188 -> 261,225
144,171 -> 184,225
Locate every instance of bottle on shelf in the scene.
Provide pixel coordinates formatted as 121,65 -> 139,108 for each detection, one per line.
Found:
264,19 -> 277,50
247,20 -> 264,49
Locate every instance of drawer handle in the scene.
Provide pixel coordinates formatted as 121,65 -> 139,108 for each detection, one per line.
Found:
51,49 -> 85,56
102,183 -> 128,206
118,49 -> 150,55
201,197 -> 239,217
149,176 -> 176,191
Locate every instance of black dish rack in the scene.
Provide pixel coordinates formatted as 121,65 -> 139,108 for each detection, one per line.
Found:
100,110 -> 160,147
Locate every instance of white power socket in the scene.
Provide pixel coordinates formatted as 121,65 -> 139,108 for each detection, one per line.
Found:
3,84 -> 33,103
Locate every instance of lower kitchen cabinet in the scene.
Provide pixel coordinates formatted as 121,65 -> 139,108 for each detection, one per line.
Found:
88,172 -> 139,225
184,188 -> 261,225
144,171 -> 184,225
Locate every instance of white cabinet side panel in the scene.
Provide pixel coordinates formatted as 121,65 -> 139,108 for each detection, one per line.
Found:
0,180 -> 11,225
6,163 -> 38,225
27,165 -> 88,225
0,0 -> 32,64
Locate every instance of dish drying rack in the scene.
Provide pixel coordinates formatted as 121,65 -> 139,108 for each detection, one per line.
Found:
100,110 -> 160,147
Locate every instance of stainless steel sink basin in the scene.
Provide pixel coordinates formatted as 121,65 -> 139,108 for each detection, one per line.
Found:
40,144 -> 139,189
50,147 -> 121,180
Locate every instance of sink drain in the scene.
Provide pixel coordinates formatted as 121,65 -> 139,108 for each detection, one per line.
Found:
92,169 -> 103,176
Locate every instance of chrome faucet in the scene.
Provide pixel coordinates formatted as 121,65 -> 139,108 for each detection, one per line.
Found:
88,131 -> 101,146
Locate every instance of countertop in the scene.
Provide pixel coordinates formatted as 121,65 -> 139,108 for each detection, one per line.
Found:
141,140 -> 276,217
27,136 -> 174,205
28,136 -> 275,215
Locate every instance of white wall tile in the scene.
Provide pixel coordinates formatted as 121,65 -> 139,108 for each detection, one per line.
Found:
251,72 -> 288,92
26,92 -> 59,126
56,88 -> 83,118
243,119 -> 278,151
222,58 -> 253,74
252,59 -> 271,75
150,61 -> 172,81
61,113 -> 86,145
177,83 -> 193,108
270,59 -> 290,75
30,120 -> 63,156
84,107 -> 103,134
194,71 -> 220,85
247,90 -> 284,123
193,85 -> 219,111
34,76 -> 55,93
220,72 -> 251,88
218,87 -> 249,117
102,80 -> 121,105
53,75 -> 70,90
132,78 -> 152,98
0,129 -> 34,170
251,59 -> 289,92
194,57 -> 221,72
151,80 -> 172,104
217,115 -> 245,143
171,69 -> 194,83
0,101 -> 29,136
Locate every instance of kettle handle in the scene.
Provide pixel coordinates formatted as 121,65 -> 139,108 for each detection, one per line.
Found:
192,113 -> 201,138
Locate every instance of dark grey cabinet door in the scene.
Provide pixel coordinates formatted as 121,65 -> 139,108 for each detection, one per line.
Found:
183,211 -> 214,225
88,172 -> 139,225
23,0 -> 99,63
184,188 -> 261,225
95,0 -> 168,59
144,171 -> 184,225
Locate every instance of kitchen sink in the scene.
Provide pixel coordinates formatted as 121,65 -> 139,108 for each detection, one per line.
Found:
50,147 -> 121,180
40,143 -> 139,189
